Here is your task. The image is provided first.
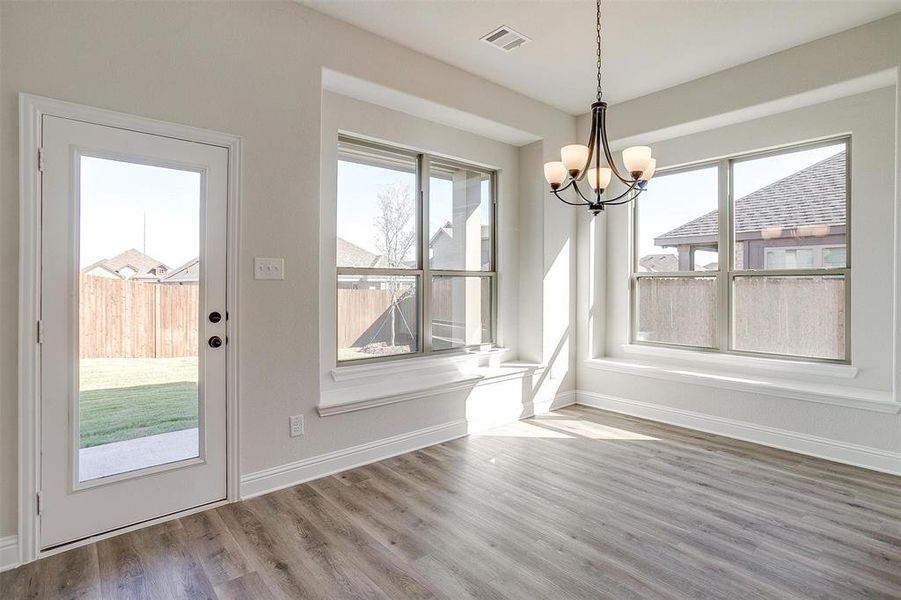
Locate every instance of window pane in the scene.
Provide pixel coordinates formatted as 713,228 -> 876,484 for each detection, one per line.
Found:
637,167 -> 718,272
823,247 -> 846,269
764,248 -> 814,269
337,275 -> 419,361
733,143 -> 846,270
732,275 -> 845,360
635,277 -> 717,347
429,164 -> 492,271
337,141 -> 418,269
431,276 -> 492,350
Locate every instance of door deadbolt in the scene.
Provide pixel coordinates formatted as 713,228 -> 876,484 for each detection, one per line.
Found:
209,311 -> 222,323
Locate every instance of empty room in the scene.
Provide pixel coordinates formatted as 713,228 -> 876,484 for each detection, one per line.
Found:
1,1 -> 900,598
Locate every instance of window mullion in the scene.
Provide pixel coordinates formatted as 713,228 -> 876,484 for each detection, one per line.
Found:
420,154 -> 432,354
717,159 -> 732,353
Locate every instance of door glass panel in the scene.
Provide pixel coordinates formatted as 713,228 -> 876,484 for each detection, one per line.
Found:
79,156 -> 201,481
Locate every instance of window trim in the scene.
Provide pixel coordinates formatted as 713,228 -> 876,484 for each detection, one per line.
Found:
336,136 -> 498,365
630,136 -> 851,364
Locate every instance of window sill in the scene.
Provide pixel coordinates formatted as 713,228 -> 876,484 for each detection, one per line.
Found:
582,356 -> 898,414
330,346 -> 509,382
319,356 -> 544,417
621,344 -> 859,380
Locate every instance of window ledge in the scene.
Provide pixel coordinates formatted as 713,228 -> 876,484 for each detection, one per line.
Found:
621,344 -> 858,380
330,346 -> 510,383
582,356 -> 898,414
319,358 -> 544,417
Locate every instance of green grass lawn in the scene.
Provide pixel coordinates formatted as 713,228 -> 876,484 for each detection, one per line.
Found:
79,357 -> 198,448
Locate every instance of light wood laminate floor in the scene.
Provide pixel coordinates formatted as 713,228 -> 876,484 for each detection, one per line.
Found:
3,405 -> 900,599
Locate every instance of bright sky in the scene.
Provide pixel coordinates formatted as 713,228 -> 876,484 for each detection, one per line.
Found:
337,160 -> 490,259
79,156 -> 200,269
637,143 -> 844,260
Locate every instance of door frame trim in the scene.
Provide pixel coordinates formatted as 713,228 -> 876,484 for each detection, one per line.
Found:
17,93 -> 242,565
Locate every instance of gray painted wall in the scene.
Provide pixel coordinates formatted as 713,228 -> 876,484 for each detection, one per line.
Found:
0,1 -> 577,539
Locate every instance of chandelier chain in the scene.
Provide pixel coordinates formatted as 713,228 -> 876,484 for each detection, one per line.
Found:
596,0 -> 602,102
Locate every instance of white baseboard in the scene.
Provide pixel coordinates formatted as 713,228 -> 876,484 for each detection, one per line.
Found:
576,390 -> 901,476
240,419 -> 469,498
536,390 -> 576,413
0,535 -> 19,573
241,388 -> 577,499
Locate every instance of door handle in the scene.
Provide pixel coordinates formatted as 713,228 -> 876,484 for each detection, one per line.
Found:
208,336 -> 223,348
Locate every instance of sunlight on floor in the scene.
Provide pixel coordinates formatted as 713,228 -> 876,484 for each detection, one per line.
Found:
531,418 -> 659,440
473,415 -> 660,440
471,420 -> 575,438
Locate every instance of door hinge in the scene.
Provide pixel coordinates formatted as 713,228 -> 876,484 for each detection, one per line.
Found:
36,491 -> 43,516
38,148 -> 45,172
36,320 -> 44,344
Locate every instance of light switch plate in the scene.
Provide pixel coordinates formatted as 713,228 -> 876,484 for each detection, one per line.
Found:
254,257 -> 284,280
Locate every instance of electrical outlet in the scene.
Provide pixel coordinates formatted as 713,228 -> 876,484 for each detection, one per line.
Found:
254,257 -> 285,280
289,414 -> 304,437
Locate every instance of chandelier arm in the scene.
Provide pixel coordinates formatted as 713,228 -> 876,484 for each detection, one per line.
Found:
555,178 -> 576,193
552,188 -> 591,207
597,105 -> 635,185
598,180 -> 641,205
601,185 -> 644,206
575,109 -> 599,181
570,180 -> 594,204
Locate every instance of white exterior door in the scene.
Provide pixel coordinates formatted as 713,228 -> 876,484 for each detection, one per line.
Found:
39,115 -> 229,549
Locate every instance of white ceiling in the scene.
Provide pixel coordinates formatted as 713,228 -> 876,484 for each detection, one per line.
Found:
304,0 -> 901,115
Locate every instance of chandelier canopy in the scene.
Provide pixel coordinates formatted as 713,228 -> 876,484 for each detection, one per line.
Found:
543,0 -> 656,215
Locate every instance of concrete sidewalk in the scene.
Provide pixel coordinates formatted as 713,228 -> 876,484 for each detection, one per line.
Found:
79,427 -> 199,481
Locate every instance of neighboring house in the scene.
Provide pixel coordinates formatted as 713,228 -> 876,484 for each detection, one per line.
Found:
82,248 -> 170,281
337,237 -> 393,269
429,221 -> 490,270
158,258 -> 199,285
650,151 -> 847,270
337,238 -> 395,290
639,254 -> 679,273
338,224 -> 490,290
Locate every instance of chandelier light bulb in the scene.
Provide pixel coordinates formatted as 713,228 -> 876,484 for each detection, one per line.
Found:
623,146 -> 652,175
587,167 -> 612,190
543,161 -> 567,187
640,158 -> 657,181
561,144 -> 590,174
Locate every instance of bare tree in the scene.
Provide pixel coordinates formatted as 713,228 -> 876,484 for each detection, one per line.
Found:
374,184 -> 416,267
373,184 -> 416,348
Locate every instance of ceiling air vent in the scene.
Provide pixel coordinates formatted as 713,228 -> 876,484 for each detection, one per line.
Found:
480,25 -> 530,52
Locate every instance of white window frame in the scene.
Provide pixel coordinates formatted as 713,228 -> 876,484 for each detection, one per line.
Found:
631,136 -> 851,364
336,136 -> 498,364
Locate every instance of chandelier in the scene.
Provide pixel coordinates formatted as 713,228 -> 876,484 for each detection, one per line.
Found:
543,0 -> 656,215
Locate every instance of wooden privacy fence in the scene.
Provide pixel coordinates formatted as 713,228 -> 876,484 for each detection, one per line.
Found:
637,275 -> 845,359
337,287 -> 418,349
79,274 -> 199,359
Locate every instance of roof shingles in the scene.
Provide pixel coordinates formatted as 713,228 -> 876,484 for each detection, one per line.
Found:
655,151 -> 846,243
